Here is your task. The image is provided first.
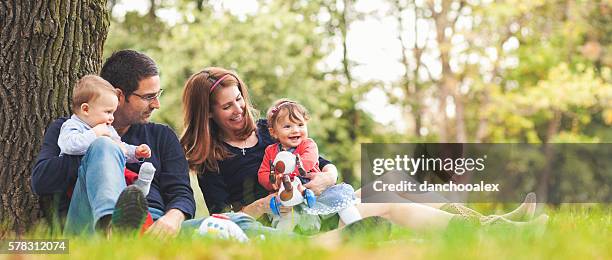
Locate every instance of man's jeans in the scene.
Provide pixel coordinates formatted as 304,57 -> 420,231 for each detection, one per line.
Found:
64,137 -> 126,236
61,137 -> 282,238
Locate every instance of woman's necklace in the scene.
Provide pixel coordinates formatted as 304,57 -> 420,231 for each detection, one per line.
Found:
227,132 -> 253,156
241,139 -> 247,156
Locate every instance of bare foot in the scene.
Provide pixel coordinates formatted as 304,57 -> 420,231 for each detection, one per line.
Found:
482,213 -> 548,229
502,192 -> 536,221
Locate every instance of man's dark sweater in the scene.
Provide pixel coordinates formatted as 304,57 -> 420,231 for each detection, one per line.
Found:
31,117 -> 195,219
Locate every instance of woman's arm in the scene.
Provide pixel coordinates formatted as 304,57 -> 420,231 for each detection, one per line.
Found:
303,163 -> 338,195
239,193 -> 276,219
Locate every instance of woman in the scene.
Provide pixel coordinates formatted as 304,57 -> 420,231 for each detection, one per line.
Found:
180,67 -> 546,236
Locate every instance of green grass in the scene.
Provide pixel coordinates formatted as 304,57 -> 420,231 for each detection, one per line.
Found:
13,205 -> 611,259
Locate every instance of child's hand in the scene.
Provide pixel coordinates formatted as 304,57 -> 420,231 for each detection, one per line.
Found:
92,124 -> 111,137
135,144 -> 151,159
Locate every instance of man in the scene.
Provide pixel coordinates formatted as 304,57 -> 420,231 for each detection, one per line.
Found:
31,50 -> 195,237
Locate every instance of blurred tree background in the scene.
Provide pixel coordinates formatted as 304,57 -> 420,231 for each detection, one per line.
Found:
102,0 -> 611,203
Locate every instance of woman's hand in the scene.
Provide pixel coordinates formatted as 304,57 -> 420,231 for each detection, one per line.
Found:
304,164 -> 338,195
240,193 -> 275,218
240,193 -> 292,218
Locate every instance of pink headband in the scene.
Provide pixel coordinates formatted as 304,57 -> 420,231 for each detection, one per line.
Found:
209,74 -> 233,94
270,101 -> 295,115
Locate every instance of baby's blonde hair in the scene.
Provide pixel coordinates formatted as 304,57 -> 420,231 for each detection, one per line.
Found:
72,75 -> 118,112
266,98 -> 310,127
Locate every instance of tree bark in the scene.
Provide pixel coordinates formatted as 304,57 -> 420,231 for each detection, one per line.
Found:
454,93 -> 467,143
335,0 -> 356,184
474,90 -> 490,142
393,0 -> 426,138
537,111 -> 562,204
0,0 -> 109,235
431,1 -> 454,142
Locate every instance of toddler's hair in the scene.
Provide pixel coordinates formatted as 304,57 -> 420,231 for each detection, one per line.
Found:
72,75 -> 118,111
266,98 -> 310,127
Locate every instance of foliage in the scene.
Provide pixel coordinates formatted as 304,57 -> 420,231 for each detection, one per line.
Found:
102,0 -> 610,190
28,206 -> 611,259
104,0 -> 376,184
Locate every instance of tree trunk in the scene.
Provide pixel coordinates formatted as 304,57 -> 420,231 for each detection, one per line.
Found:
431,1 -> 454,143
0,0 -> 109,235
474,90 -> 490,142
536,111 -> 562,204
393,0 -> 425,138
339,0 -> 356,184
454,93 -> 467,143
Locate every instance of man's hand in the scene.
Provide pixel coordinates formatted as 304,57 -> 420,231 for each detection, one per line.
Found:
303,164 -> 338,195
92,124 -> 111,137
135,144 -> 151,158
145,209 -> 185,239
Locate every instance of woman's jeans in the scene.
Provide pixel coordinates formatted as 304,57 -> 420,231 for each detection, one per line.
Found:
181,213 -> 289,238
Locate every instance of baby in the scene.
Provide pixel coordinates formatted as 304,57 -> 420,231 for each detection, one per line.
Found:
58,75 -> 154,195
258,99 -> 361,231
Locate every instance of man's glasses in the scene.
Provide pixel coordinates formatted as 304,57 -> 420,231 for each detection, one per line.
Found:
131,89 -> 164,102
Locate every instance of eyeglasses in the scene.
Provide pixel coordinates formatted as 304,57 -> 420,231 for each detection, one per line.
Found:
131,89 -> 164,102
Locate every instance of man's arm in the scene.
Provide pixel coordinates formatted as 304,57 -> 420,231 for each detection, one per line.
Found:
158,126 -> 195,217
32,118 -> 82,196
145,208 -> 185,238
148,126 -> 195,237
